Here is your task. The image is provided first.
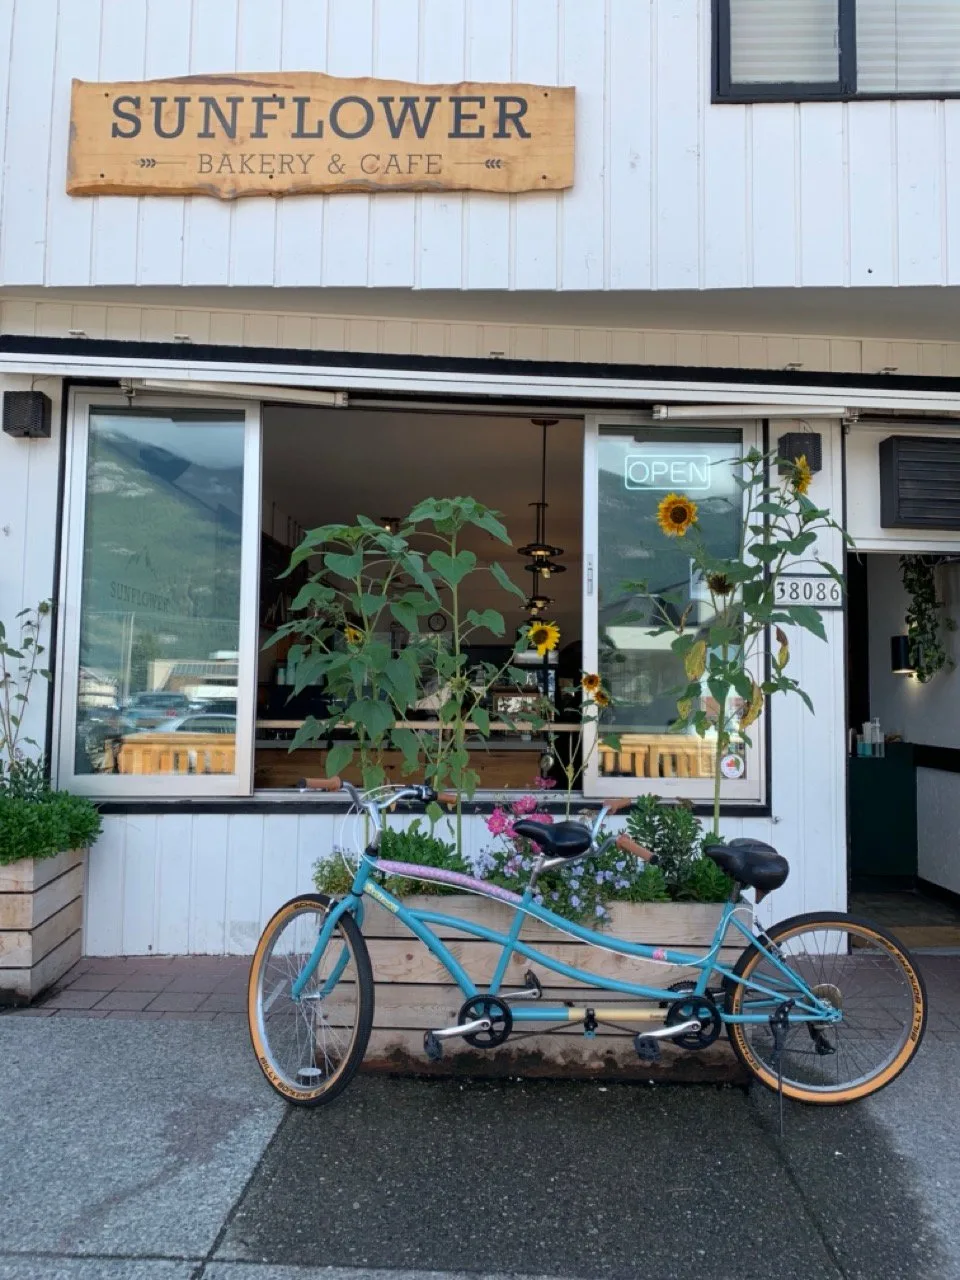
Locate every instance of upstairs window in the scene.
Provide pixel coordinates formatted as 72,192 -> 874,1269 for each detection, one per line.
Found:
715,0 -> 960,102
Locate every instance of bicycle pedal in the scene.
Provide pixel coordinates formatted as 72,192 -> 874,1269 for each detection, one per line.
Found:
423,1030 -> 443,1062
634,1034 -> 661,1064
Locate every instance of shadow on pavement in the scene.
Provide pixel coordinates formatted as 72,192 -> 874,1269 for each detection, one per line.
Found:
219,1074 -> 948,1280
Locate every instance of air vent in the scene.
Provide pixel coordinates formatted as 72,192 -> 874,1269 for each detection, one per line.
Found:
879,435 -> 960,529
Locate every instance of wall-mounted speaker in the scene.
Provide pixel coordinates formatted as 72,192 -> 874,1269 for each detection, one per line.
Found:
3,391 -> 52,439
777,432 -> 822,474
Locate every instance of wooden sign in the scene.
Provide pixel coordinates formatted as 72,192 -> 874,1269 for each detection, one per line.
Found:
67,73 -> 575,200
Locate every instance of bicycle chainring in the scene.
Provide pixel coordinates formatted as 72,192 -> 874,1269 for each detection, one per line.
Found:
665,992 -> 723,1050
458,995 -> 513,1048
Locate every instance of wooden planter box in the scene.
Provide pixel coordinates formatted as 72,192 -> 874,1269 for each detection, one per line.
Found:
0,850 -> 85,1005
359,894 -> 746,1082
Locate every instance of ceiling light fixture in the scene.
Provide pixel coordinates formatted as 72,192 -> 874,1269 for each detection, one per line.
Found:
520,418 -> 563,613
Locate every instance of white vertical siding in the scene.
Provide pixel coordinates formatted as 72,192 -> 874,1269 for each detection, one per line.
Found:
0,373 -> 63,752
1,0 -> 958,289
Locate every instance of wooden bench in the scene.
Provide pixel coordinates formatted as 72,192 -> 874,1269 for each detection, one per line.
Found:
117,733 -> 236,776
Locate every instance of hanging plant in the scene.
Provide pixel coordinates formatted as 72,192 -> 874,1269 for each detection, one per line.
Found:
899,555 -> 955,683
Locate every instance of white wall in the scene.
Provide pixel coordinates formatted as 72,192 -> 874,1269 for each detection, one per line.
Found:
917,770 -> 960,896
868,554 -> 960,747
4,0 -> 960,291
0,374 -> 63,756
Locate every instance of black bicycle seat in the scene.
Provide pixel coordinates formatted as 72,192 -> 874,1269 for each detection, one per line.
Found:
703,838 -> 789,891
513,819 -> 592,859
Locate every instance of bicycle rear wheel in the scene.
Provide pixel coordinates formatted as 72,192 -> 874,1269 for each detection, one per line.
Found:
726,912 -> 926,1105
248,893 -> 374,1106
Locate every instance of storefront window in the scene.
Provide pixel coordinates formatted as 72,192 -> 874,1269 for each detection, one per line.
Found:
60,397 -> 259,795
584,422 -> 763,801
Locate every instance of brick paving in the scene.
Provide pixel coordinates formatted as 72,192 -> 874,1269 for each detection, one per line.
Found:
4,954 -> 249,1021
3,949 -> 958,1034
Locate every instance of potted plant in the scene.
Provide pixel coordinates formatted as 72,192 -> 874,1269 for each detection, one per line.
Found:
313,792 -> 740,1072
0,603 -> 102,1004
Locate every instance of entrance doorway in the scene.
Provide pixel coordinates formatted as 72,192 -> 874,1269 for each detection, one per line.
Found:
846,550 -> 960,947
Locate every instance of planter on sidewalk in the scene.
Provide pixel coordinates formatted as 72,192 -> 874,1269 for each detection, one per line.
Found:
359,894 -> 746,1081
0,849 -> 86,1005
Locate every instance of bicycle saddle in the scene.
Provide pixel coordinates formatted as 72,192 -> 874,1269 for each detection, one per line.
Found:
702,838 -> 789,891
513,819 -> 592,859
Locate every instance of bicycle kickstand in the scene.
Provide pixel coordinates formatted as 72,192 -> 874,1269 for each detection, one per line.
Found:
768,999 -> 795,1139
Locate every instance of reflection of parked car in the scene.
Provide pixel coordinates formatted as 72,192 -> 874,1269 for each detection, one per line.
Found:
162,713 -> 236,735
122,691 -> 192,730
186,697 -> 237,715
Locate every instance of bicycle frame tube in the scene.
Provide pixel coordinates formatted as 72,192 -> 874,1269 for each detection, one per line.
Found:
292,859 -> 837,1024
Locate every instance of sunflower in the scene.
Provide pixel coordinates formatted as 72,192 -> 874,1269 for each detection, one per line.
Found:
581,673 -> 602,694
791,454 -> 813,496
344,625 -> 364,646
706,572 -> 734,597
656,493 -> 698,538
528,621 -> 560,656
593,689 -> 611,709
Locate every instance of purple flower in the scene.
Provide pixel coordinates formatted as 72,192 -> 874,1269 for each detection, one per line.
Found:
595,904 -> 606,918
571,893 -> 582,907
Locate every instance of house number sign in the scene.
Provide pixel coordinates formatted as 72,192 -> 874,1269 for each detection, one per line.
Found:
67,73 -> 575,200
774,575 -> 843,609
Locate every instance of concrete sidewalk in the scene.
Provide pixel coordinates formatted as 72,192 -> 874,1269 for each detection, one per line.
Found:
1,956 -> 959,1280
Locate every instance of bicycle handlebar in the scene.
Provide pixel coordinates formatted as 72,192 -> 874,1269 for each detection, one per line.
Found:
614,833 -> 654,861
297,778 -> 642,850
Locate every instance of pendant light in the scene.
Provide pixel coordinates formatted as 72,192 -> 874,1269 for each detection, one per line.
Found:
520,418 -> 565,613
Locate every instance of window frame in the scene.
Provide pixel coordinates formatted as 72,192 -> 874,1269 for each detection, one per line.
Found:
54,389 -> 262,799
580,413 -> 767,806
712,0 -> 960,104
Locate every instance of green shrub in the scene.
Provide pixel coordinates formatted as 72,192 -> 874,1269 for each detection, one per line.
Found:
314,818 -> 468,898
626,795 -> 734,903
0,790 -> 102,865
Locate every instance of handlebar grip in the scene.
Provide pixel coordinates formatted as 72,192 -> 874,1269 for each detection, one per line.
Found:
298,776 -> 343,791
436,791 -> 460,806
615,833 -> 653,861
605,798 -> 633,814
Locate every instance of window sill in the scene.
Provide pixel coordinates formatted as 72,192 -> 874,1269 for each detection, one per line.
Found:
93,790 -> 772,818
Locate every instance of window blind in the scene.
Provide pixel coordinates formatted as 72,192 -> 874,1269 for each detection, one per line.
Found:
729,0 -> 840,84
857,0 -> 960,93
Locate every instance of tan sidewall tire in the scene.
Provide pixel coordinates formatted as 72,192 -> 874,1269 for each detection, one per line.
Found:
727,912 -> 927,1105
247,893 -> 374,1106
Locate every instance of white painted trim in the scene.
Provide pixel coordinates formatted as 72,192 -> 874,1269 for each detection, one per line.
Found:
6,349 -> 960,413
55,390 -> 262,799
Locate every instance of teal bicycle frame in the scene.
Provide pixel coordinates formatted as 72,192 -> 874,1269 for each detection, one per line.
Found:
292,847 -> 841,1030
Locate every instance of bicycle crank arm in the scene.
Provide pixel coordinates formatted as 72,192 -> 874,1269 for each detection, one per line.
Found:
431,1017 -> 492,1041
635,1019 -> 702,1042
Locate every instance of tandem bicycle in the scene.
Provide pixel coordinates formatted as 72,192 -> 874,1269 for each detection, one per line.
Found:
247,779 -> 927,1109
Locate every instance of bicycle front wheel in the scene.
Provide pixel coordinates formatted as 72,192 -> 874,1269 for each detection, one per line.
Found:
248,893 -> 374,1106
726,912 -> 927,1105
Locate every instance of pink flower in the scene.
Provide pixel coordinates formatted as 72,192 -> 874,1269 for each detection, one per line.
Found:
485,807 -> 510,837
525,811 -> 554,826
534,775 -> 557,790
511,794 -> 538,815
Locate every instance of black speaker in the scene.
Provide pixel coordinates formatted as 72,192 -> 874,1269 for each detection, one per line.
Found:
777,431 -> 822,474
3,391 -> 52,439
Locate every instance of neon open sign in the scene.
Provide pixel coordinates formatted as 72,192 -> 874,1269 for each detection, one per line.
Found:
624,454 -> 712,491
